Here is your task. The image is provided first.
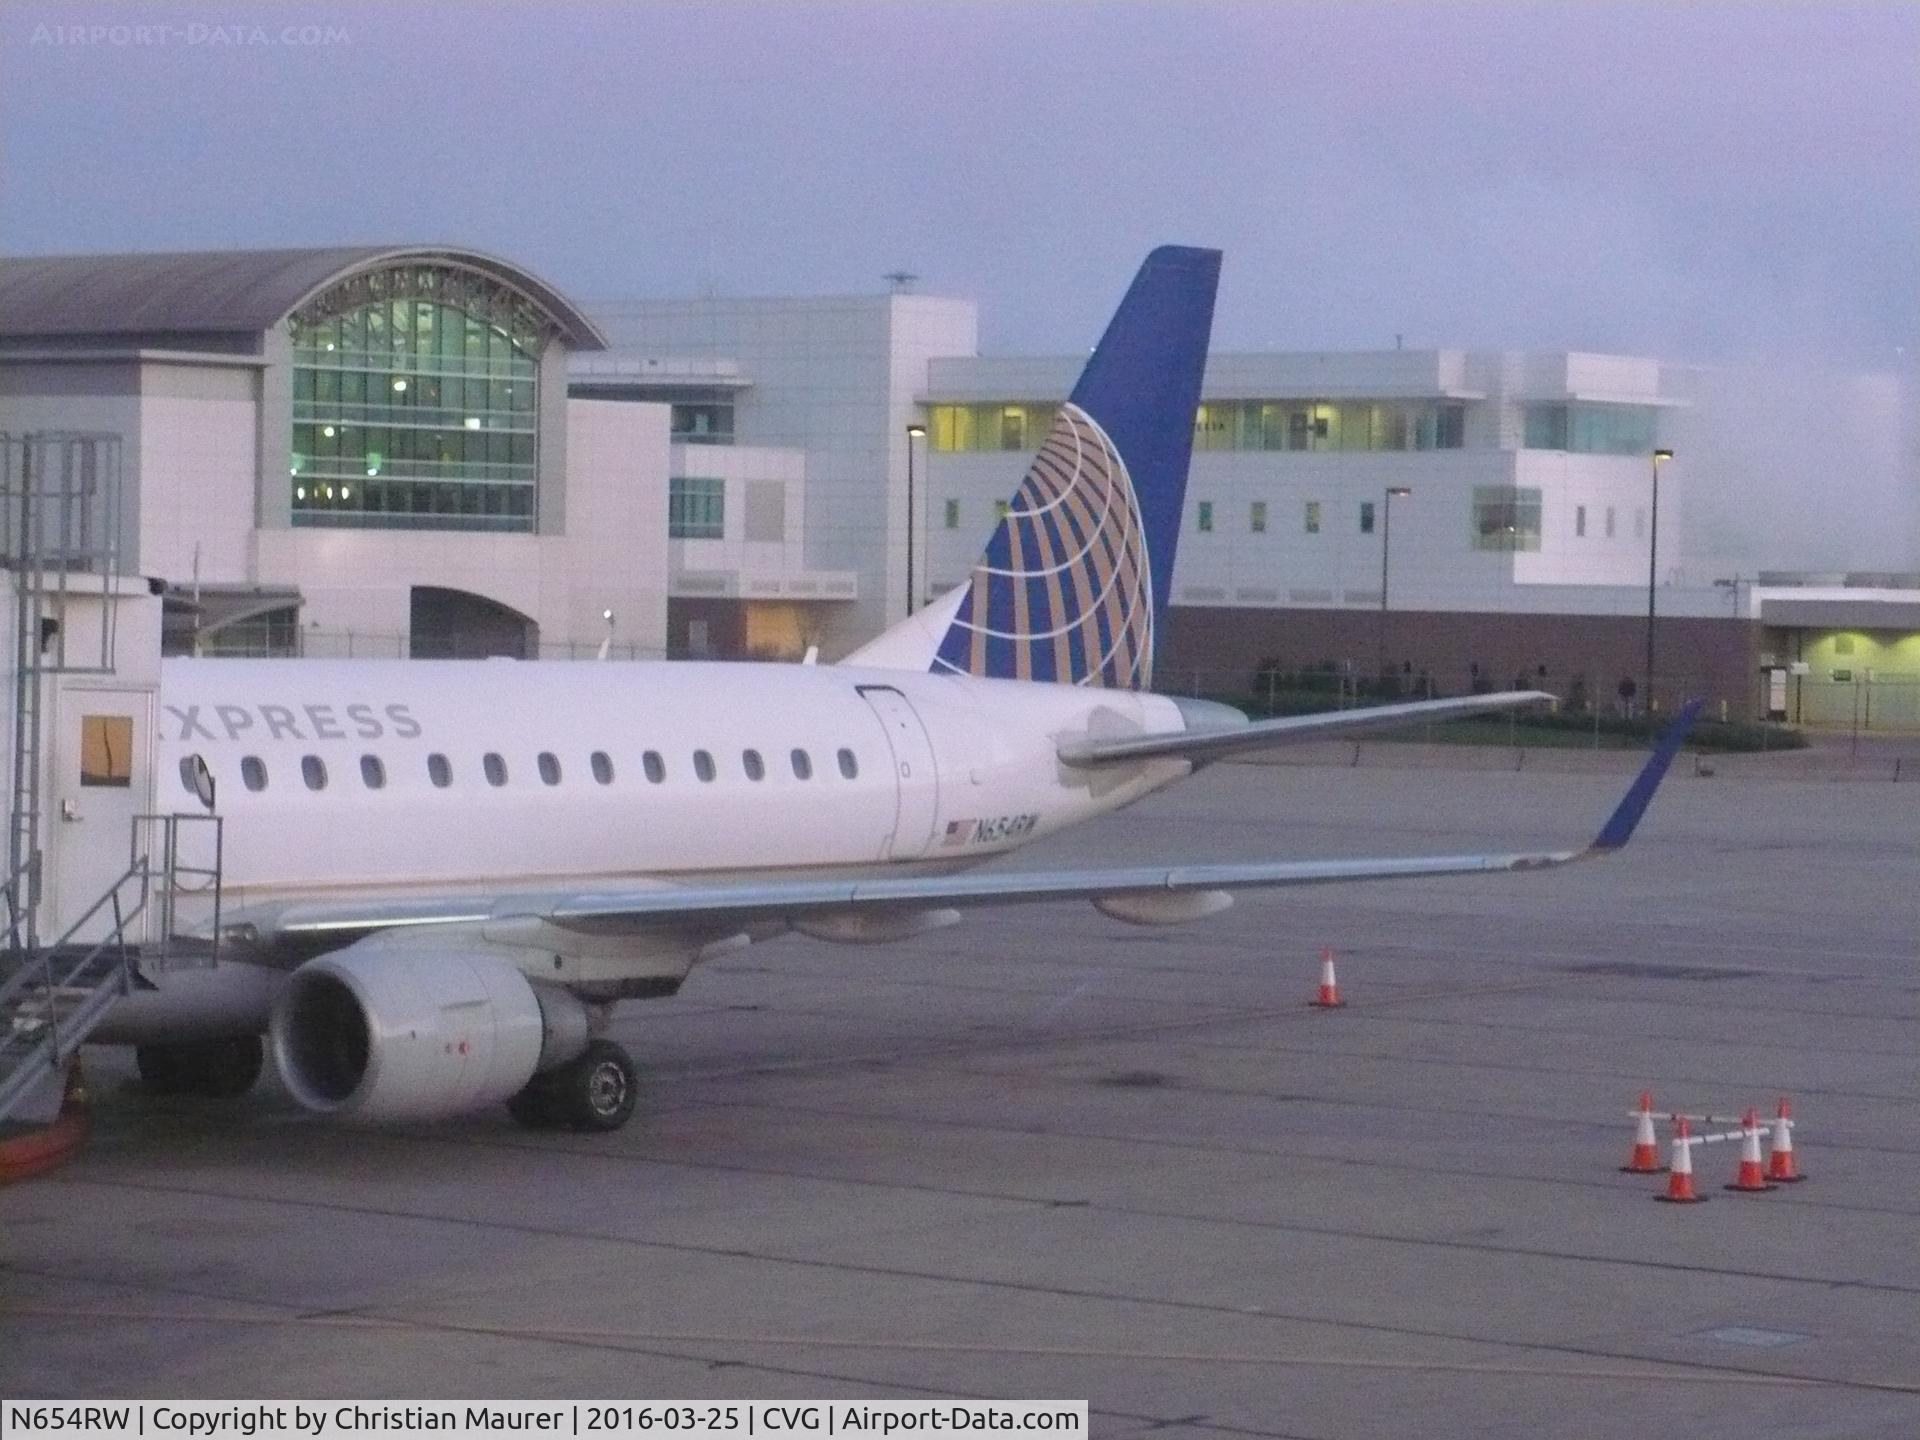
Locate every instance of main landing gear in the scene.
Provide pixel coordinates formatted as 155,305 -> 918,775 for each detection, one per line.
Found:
506,1039 -> 639,1133
136,1035 -> 265,1099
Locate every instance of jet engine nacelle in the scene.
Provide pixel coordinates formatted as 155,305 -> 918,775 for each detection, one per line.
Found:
270,944 -> 591,1122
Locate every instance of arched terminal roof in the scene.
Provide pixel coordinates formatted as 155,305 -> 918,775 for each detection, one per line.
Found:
0,245 -> 605,348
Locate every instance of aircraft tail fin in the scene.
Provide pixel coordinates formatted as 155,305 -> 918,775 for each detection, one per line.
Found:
929,245 -> 1220,688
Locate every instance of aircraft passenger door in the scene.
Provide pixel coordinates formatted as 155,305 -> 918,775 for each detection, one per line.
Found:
856,685 -> 940,859
50,686 -> 156,942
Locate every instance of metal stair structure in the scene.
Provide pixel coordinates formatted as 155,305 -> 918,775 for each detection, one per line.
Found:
0,431 -> 222,1127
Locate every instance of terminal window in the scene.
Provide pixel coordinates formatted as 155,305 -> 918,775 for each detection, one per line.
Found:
1249,501 -> 1267,534
1523,403 -> 1658,455
290,272 -> 543,534
79,715 -> 133,788
669,478 -> 726,539
1471,486 -> 1543,551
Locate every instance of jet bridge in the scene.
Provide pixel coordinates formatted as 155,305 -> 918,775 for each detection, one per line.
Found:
0,432 -> 223,1127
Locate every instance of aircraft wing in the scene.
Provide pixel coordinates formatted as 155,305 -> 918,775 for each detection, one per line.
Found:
262,702 -> 1699,944
1058,690 -> 1556,768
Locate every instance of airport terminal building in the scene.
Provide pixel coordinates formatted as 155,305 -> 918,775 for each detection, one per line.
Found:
3,242 -> 1916,724
0,246 -> 670,659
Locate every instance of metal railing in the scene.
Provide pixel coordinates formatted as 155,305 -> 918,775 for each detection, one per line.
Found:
0,855 -> 148,1122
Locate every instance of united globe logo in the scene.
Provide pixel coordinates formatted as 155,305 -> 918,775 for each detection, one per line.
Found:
933,403 -> 1153,688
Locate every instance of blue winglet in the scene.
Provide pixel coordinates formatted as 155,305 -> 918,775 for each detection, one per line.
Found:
1591,700 -> 1703,852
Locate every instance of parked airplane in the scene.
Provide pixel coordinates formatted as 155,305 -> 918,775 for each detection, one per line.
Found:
98,246 -> 1696,1133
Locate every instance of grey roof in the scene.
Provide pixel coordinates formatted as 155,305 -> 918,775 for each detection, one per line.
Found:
0,245 -> 605,348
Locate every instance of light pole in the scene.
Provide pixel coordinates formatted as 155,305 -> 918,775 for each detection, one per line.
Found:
1377,486 -> 1412,688
1645,448 -> 1673,732
905,423 -> 927,616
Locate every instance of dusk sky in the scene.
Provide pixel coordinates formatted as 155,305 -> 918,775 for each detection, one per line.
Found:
2,1 -> 1913,363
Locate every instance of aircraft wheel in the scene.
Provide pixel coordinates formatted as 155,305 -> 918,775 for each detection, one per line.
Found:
553,1040 -> 638,1133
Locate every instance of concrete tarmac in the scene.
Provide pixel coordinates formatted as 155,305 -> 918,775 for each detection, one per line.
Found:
4,762 -> 1919,1438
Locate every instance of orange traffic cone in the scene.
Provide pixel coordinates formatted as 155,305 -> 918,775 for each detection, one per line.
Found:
1725,1108 -> 1777,1193
1621,1091 -> 1664,1173
1310,949 -> 1345,1009
1655,1117 -> 1707,1203
1767,1098 -> 1805,1184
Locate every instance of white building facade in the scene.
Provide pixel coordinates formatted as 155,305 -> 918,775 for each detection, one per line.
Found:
0,247 -> 671,660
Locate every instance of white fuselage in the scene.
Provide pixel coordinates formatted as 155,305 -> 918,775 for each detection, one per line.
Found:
156,658 -> 1192,910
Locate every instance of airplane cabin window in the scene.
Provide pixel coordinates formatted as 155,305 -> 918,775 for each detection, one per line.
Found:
301,755 -> 328,791
590,751 -> 614,784
790,748 -> 812,780
427,753 -> 452,788
693,749 -> 716,783
360,755 -> 386,790
837,748 -> 858,780
538,751 -> 562,786
241,756 -> 267,792
483,752 -> 508,787
643,750 -> 665,784
178,757 -> 200,795
742,749 -> 765,781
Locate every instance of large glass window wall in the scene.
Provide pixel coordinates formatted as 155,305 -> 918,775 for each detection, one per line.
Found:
1522,403 -> 1658,455
930,399 -> 1466,453
290,267 -> 547,531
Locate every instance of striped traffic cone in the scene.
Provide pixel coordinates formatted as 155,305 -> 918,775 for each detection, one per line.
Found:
1655,1117 -> 1707,1203
1310,949 -> 1345,1009
1725,1108 -> 1777,1193
1621,1091 -> 1664,1173
1767,1098 -> 1805,1184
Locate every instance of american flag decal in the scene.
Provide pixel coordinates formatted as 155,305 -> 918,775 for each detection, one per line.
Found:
941,819 -> 973,847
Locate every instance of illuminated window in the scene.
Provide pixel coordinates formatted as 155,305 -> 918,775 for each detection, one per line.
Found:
1472,487 -> 1543,551
289,273 -> 542,535
998,407 -> 1028,451
79,715 -> 133,788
